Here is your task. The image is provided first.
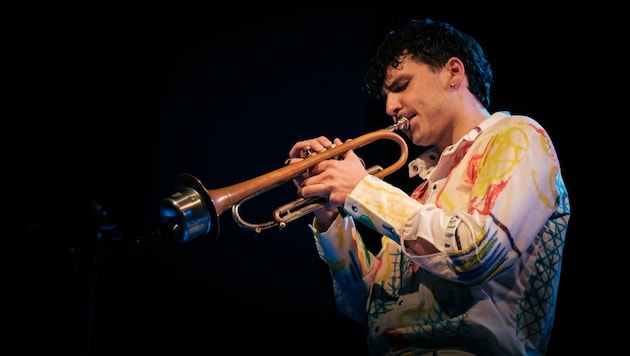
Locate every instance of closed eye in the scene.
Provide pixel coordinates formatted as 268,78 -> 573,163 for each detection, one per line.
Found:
384,79 -> 409,94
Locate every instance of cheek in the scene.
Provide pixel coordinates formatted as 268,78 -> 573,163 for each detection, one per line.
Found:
408,122 -> 422,142
409,119 -> 432,144
410,118 -> 423,132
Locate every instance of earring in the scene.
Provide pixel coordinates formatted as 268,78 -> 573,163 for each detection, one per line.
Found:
450,83 -> 456,91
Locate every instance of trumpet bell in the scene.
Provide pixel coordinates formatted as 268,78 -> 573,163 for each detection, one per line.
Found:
160,173 -> 218,242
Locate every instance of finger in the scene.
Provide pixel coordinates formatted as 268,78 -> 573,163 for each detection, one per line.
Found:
289,140 -> 314,159
289,137 -> 335,160
289,143 -> 317,159
310,136 -> 334,154
292,176 -> 304,190
284,157 -> 305,166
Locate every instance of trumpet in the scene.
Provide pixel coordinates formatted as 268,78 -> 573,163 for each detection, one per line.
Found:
159,117 -> 410,242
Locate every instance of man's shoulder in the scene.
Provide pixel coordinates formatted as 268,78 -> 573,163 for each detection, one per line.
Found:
489,112 -> 543,131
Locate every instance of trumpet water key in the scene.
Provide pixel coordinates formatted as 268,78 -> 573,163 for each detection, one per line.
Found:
160,117 -> 410,242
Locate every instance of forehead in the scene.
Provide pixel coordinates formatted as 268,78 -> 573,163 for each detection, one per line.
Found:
383,56 -> 430,86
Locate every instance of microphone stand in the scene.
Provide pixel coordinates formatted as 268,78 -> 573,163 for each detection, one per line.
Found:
67,198 -> 172,356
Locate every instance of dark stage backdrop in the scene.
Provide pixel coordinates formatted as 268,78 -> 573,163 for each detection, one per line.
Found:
11,2 -> 585,355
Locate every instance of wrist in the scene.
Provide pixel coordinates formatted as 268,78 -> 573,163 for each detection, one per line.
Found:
313,213 -> 337,232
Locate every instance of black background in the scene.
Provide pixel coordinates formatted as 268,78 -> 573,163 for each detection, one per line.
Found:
9,2 -> 589,355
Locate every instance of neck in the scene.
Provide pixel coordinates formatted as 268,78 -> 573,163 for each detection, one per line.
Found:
440,105 -> 490,153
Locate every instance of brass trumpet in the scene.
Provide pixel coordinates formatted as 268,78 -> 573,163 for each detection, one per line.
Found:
160,117 -> 410,242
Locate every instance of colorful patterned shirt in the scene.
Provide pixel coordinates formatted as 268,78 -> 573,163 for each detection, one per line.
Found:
310,112 -> 570,355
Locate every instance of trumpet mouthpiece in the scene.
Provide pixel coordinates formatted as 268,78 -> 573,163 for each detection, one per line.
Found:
397,116 -> 409,130
388,116 -> 409,131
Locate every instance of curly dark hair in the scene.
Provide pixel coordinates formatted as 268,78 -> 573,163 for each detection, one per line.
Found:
364,18 -> 493,108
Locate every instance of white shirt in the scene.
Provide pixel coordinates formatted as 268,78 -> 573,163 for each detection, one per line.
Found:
310,112 -> 570,355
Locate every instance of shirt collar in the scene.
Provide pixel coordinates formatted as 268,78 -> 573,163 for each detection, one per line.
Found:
407,111 -> 510,179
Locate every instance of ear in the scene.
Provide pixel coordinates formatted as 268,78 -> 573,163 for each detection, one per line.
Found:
446,57 -> 465,86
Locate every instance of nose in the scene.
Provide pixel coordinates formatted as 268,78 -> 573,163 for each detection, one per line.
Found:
385,95 -> 401,119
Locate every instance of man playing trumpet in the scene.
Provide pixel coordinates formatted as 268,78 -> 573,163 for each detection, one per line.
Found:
287,18 -> 570,356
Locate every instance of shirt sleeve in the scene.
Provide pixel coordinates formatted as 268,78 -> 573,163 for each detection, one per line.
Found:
309,215 -> 373,324
344,175 -> 455,248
